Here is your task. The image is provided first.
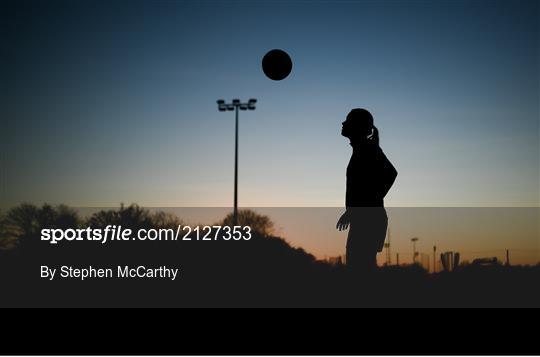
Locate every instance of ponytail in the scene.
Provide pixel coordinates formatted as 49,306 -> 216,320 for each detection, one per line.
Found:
370,126 -> 380,145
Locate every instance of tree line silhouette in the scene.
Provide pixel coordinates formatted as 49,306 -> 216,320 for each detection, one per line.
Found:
0,203 -> 539,307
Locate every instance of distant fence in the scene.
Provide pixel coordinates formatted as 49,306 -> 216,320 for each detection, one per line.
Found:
378,249 -> 538,273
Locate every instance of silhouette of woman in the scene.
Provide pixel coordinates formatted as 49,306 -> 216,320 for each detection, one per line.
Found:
336,109 -> 397,273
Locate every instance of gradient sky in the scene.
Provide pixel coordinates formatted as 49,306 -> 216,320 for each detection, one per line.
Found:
3,0 -> 539,209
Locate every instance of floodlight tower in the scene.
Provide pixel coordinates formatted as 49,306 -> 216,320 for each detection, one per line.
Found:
387,227 -> 391,265
384,227 -> 391,265
411,237 -> 419,264
216,98 -> 257,226
433,245 -> 437,273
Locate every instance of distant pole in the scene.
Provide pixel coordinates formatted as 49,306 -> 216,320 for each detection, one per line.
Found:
216,99 -> 257,226
388,227 -> 391,265
411,237 -> 419,264
396,253 -> 399,266
433,245 -> 437,273
506,249 -> 510,266
384,243 -> 390,265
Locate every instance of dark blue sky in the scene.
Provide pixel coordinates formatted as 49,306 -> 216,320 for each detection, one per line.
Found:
3,0 -> 539,208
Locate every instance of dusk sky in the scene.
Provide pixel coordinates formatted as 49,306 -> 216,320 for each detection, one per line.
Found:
3,0 -> 539,209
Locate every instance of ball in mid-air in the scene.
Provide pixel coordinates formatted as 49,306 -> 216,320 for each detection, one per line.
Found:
262,49 -> 292,81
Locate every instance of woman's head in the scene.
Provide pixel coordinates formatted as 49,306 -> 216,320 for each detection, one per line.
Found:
341,108 -> 374,141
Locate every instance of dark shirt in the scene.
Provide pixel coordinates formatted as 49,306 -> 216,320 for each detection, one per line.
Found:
346,141 -> 397,208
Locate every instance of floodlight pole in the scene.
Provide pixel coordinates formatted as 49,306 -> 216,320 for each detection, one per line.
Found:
234,105 -> 238,226
411,237 -> 419,264
216,99 -> 257,226
433,245 -> 437,273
